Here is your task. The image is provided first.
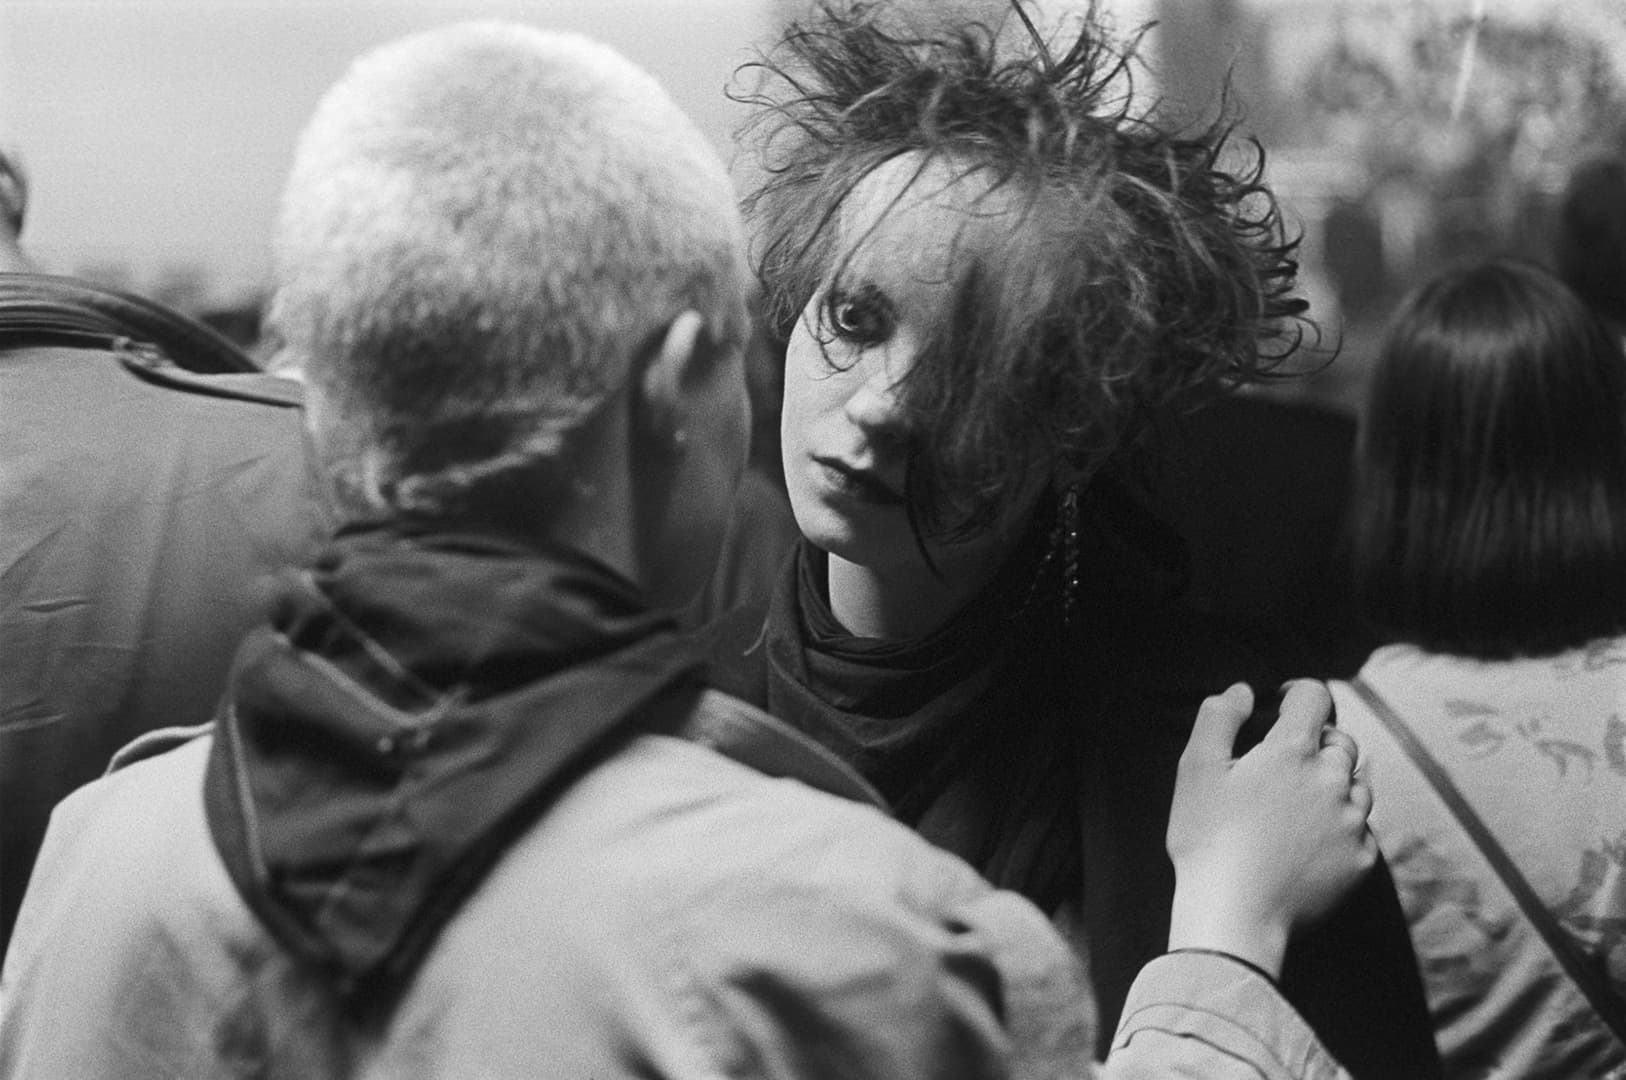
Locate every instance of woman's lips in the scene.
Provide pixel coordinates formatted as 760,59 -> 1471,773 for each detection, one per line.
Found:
815,456 -> 906,506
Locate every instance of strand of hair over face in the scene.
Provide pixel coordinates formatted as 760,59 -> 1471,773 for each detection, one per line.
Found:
736,1 -> 1312,538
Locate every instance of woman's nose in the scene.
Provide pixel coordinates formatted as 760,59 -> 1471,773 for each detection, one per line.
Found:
842,365 -> 909,435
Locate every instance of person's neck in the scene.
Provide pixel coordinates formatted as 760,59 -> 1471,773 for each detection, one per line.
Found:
826,548 -> 1003,640
322,458 -> 642,601
485,463 -> 641,595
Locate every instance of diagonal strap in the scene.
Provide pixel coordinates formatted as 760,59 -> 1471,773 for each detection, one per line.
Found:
1350,676 -> 1626,1048
0,271 -> 255,373
674,689 -> 887,810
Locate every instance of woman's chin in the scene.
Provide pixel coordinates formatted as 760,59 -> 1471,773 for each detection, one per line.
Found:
795,512 -> 909,568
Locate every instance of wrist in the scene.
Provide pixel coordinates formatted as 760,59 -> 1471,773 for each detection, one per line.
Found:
1164,947 -> 1282,988
1168,886 -> 1290,981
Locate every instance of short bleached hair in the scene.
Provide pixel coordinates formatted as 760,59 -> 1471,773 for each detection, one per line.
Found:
269,21 -> 749,513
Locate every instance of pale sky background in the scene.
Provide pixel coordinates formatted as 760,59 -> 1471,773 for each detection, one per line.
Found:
0,0 -> 1160,305
0,0 -> 778,300
0,0 -> 1595,312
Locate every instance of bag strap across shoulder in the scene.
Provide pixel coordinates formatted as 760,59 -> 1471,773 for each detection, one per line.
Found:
0,271 -> 255,374
1349,675 -> 1626,1047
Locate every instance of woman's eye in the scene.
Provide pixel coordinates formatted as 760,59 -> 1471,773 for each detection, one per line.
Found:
824,286 -> 894,346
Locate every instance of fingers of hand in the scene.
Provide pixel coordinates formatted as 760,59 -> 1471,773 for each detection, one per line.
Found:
1344,797 -> 1380,877
1330,756 -> 1376,872
1358,822 -> 1380,871
1268,679 -> 1334,752
1183,682 -> 1254,766
1294,762 -> 1380,907
1349,772 -> 1374,819
1318,724 -> 1360,777
1313,725 -> 1370,832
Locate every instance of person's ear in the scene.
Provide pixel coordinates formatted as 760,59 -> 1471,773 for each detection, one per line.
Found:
635,310 -> 707,449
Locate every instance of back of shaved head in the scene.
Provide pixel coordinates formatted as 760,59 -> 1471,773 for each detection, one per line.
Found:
271,22 -> 747,512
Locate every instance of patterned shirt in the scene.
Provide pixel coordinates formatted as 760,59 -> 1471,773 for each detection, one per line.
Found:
1334,642 -> 1626,1079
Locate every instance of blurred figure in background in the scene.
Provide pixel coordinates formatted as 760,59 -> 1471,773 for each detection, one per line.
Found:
1555,154 -> 1626,340
1333,258 -> 1626,1078
0,151 -> 35,272
0,143 -> 324,956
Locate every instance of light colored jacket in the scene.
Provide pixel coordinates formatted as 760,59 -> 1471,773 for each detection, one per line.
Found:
1,695 -> 1347,1079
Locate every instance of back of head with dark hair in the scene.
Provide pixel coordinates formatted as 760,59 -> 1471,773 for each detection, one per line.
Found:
1555,155 -> 1626,332
1354,257 -> 1626,659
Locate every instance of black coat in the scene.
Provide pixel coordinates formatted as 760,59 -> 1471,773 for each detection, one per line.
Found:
704,479 -> 1440,1078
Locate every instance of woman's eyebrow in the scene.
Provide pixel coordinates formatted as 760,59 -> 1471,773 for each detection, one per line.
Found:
824,264 -> 875,296
829,278 -> 896,312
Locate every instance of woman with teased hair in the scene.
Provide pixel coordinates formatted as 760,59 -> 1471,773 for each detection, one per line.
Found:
706,3 -> 1441,1075
1332,258 -> 1626,1077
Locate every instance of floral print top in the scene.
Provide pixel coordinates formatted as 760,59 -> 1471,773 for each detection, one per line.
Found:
1333,641 -> 1626,1080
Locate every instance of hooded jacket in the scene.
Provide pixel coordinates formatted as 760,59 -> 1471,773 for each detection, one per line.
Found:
1,522 -> 1351,1079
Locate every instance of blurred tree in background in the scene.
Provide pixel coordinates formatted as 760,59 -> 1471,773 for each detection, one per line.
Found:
1293,2 -> 1626,320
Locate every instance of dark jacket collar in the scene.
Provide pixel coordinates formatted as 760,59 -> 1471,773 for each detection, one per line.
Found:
205,521 -> 707,1001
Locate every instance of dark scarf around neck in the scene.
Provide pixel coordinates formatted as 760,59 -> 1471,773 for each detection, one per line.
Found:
205,521 -> 703,1004
758,520 -> 1083,910
749,475 -> 1194,912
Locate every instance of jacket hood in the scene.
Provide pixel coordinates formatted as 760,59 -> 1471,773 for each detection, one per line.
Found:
204,521 -> 703,1001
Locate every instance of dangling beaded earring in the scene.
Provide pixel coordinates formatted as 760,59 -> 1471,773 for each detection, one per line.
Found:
1058,484 -> 1080,628
1016,481 -> 1083,627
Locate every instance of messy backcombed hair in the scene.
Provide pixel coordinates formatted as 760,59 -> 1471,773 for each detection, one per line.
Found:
271,22 -> 748,516
740,1 -> 1309,536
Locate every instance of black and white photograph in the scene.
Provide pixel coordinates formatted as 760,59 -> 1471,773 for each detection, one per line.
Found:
1,2 -> 1623,1077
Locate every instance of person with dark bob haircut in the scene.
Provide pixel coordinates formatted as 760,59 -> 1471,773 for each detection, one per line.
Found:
1333,257 -> 1626,1078
1351,258 -> 1626,658
705,2 -> 1441,1075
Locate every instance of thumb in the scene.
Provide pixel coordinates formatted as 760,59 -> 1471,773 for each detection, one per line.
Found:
1182,682 -> 1254,766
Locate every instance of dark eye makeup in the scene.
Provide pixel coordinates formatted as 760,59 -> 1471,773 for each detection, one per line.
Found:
822,282 -> 895,347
